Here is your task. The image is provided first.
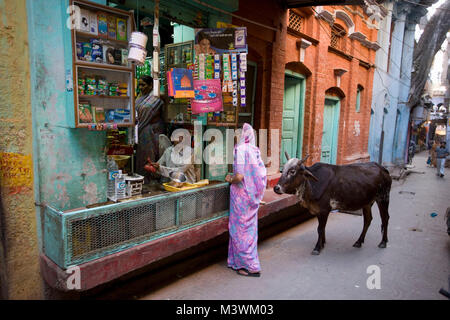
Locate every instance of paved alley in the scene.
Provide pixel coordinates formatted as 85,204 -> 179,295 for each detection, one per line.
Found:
135,152 -> 449,300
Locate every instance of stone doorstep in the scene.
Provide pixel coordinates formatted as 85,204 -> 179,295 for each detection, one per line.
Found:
40,189 -> 298,292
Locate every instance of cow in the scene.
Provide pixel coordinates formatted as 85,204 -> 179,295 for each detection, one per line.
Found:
274,152 -> 392,255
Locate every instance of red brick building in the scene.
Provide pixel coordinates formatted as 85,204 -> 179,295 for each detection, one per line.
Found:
232,2 -> 380,176
284,5 -> 380,166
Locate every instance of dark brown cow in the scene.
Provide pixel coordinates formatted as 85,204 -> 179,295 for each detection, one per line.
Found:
274,153 -> 392,255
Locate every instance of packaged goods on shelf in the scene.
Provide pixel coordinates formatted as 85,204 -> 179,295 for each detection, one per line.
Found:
80,9 -> 91,33
113,49 -> 122,65
103,45 -> 115,64
82,42 -> 93,62
116,18 -> 127,41
91,39 -> 103,63
76,43 -> 83,60
89,12 -> 98,35
114,109 -> 131,123
95,107 -> 105,123
109,83 -> 119,96
79,103 -> 94,123
97,12 -> 108,38
107,15 -> 117,40
121,49 -> 129,65
97,77 -> 108,95
105,109 -> 115,122
78,78 -> 86,95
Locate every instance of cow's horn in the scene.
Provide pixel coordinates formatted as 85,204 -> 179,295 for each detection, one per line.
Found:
300,154 -> 310,164
285,151 -> 290,161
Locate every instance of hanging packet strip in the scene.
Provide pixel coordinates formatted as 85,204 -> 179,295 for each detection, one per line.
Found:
198,54 -> 206,80
222,54 -> 231,81
205,55 -> 214,80
231,53 -> 238,81
193,56 -> 199,80
232,80 -> 238,106
239,52 -> 247,72
214,54 -> 221,80
239,53 -> 246,107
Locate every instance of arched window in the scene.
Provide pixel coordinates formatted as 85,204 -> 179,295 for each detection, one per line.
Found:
330,24 -> 346,51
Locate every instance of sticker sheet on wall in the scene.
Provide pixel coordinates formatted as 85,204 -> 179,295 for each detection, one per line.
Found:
191,79 -> 223,114
192,27 -> 248,115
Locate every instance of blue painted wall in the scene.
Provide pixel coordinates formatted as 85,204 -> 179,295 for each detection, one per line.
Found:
28,0 -> 108,211
368,1 -> 423,167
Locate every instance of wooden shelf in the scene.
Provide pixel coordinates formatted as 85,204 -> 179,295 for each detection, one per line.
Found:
75,31 -> 129,46
206,122 -> 238,127
77,122 -> 134,128
79,95 -> 130,100
76,60 -> 133,72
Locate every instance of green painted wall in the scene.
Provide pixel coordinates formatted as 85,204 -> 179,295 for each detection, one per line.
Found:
27,0 -> 108,212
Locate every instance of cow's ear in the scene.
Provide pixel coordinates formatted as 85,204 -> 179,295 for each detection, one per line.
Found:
304,169 -> 319,181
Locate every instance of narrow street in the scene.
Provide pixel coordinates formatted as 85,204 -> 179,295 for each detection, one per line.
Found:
129,152 -> 449,300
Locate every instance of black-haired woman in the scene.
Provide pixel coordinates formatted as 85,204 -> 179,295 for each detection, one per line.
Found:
135,75 -> 167,182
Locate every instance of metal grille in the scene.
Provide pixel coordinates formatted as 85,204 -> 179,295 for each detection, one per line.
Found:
289,11 -> 303,33
60,184 -> 230,267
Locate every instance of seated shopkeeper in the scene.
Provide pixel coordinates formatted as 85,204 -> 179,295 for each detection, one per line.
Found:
150,134 -> 197,184
135,75 -> 169,184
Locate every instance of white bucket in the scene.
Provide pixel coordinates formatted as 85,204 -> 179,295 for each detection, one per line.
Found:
129,31 -> 148,49
128,45 -> 147,65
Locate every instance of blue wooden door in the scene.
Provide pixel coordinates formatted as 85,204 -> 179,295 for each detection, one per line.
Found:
281,76 -> 303,167
321,98 -> 340,164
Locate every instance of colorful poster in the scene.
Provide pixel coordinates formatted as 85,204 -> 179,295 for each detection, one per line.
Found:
191,79 -> 223,114
171,68 -> 195,98
194,28 -> 248,54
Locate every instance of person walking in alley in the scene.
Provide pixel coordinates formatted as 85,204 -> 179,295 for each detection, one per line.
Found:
225,123 -> 267,277
436,141 -> 449,177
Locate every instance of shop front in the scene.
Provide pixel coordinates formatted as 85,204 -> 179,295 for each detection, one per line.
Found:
28,0 -> 281,291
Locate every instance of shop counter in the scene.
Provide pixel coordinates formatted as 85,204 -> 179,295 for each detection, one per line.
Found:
43,182 -> 229,269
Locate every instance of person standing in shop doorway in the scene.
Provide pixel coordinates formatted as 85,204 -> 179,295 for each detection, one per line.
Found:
135,75 -> 167,183
225,123 -> 267,277
436,141 -> 449,177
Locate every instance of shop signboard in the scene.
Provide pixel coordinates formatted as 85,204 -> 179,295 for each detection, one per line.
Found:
194,28 -> 247,54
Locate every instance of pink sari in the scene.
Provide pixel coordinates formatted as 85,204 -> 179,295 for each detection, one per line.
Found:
227,123 -> 267,272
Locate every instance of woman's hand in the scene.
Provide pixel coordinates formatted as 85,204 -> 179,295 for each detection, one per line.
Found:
225,174 -> 244,184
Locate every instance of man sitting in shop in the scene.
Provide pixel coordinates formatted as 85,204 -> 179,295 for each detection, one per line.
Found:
150,134 -> 197,184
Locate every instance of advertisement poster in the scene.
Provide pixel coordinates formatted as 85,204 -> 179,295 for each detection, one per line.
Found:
194,28 -> 247,54
191,79 -> 223,114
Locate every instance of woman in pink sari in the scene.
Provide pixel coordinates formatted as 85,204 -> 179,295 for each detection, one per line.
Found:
225,123 -> 267,277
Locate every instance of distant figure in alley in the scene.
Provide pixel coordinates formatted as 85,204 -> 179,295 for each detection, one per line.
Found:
436,141 -> 449,178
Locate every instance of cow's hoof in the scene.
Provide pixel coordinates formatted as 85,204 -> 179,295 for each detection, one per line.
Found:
378,242 -> 387,248
311,249 -> 320,255
353,241 -> 362,248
